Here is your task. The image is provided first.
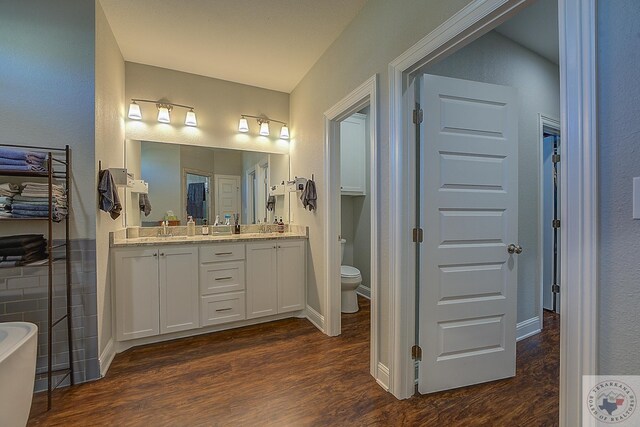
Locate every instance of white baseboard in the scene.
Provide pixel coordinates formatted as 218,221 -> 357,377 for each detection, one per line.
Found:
356,285 -> 371,299
517,316 -> 541,341
306,305 -> 325,333
376,362 -> 390,390
99,338 -> 116,377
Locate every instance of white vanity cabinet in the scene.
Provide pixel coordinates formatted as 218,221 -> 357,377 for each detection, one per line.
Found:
340,113 -> 367,196
113,246 -> 199,341
246,239 -> 306,319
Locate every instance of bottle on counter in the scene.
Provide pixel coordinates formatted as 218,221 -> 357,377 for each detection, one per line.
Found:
233,213 -> 241,234
213,215 -> 220,226
187,216 -> 196,236
277,217 -> 285,234
202,219 -> 209,235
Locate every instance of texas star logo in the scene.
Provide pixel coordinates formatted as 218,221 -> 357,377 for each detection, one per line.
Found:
587,381 -> 637,423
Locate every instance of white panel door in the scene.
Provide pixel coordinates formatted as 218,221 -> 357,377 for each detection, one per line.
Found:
114,248 -> 160,341
159,246 -> 199,334
418,74 -> 519,393
246,242 -> 278,319
276,240 -> 306,313
215,175 -> 241,218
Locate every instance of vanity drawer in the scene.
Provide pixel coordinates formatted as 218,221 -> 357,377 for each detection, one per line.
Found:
200,244 -> 245,263
200,261 -> 245,295
201,292 -> 246,326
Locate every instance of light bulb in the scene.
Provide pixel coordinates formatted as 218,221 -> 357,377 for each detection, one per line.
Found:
279,125 -> 289,139
259,121 -> 270,136
238,117 -> 249,132
128,101 -> 142,120
157,106 -> 171,123
185,109 -> 197,126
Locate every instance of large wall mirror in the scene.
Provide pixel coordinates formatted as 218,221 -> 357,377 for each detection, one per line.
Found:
124,140 -> 290,227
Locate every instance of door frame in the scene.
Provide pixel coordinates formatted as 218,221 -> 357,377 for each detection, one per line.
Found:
324,75 -> 385,387
388,0 -> 597,425
182,167 -> 212,225
538,113 -> 561,320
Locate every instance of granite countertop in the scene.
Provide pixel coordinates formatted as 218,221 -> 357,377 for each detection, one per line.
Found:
111,232 -> 308,247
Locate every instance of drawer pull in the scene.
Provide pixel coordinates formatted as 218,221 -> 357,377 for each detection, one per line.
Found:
215,276 -> 233,281
215,307 -> 233,312
214,252 -> 233,256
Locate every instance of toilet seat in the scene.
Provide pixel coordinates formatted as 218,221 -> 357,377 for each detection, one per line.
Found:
341,265 -> 361,278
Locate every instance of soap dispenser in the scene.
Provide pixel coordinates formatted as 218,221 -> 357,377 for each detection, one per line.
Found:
187,216 -> 195,236
202,219 -> 209,236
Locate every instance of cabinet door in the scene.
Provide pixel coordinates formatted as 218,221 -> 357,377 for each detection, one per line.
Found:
340,113 -> 366,195
159,246 -> 200,334
276,240 -> 306,313
246,242 -> 278,319
114,248 -> 159,341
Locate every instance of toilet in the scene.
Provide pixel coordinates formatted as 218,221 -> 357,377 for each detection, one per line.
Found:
340,239 -> 362,313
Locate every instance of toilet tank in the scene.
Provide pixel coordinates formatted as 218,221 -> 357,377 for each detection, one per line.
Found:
340,239 -> 346,263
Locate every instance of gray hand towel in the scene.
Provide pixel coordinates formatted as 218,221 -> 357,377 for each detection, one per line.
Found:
300,179 -> 317,211
98,169 -> 122,219
139,193 -> 152,217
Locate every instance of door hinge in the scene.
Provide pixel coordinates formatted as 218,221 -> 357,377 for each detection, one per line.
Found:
411,345 -> 422,361
552,219 -> 560,228
412,227 -> 424,243
552,284 -> 560,294
413,108 -> 423,124
552,154 -> 561,164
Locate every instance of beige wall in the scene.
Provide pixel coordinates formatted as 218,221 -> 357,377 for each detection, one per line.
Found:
125,62 -> 290,155
289,0 -> 473,368
95,0 -> 125,357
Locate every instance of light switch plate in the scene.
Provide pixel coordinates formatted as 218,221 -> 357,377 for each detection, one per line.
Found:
634,177 -> 640,219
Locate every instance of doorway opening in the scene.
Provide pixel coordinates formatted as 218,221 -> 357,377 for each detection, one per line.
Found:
324,75 -> 384,387
184,170 -> 211,225
540,116 -> 561,318
401,0 -> 564,409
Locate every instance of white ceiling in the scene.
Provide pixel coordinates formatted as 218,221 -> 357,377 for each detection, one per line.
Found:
495,0 -> 559,64
100,0 -> 368,93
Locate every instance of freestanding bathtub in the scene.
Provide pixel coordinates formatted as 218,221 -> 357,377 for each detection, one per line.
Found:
0,322 -> 38,427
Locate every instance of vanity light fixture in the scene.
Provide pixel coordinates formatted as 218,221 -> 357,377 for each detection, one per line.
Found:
127,99 -> 198,126
238,114 -> 289,139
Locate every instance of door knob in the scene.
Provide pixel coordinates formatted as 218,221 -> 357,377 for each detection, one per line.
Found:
507,244 -> 523,254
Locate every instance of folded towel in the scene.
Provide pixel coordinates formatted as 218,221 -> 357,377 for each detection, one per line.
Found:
11,203 -> 51,211
0,157 -> 29,166
139,193 -> 152,217
11,208 -> 66,222
0,147 -> 46,161
98,169 -> 122,219
0,183 -> 19,193
300,179 -> 317,212
0,164 -> 46,172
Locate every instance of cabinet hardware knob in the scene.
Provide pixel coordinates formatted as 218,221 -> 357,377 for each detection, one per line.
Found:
160,253 -> 165,256
153,253 -> 157,257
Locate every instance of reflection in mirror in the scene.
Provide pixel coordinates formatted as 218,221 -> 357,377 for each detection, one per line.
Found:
124,140 -> 290,227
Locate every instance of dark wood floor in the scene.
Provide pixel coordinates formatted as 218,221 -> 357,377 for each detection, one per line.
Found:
28,297 -> 559,426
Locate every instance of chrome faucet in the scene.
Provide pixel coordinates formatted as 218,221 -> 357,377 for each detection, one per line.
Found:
158,221 -> 173,238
